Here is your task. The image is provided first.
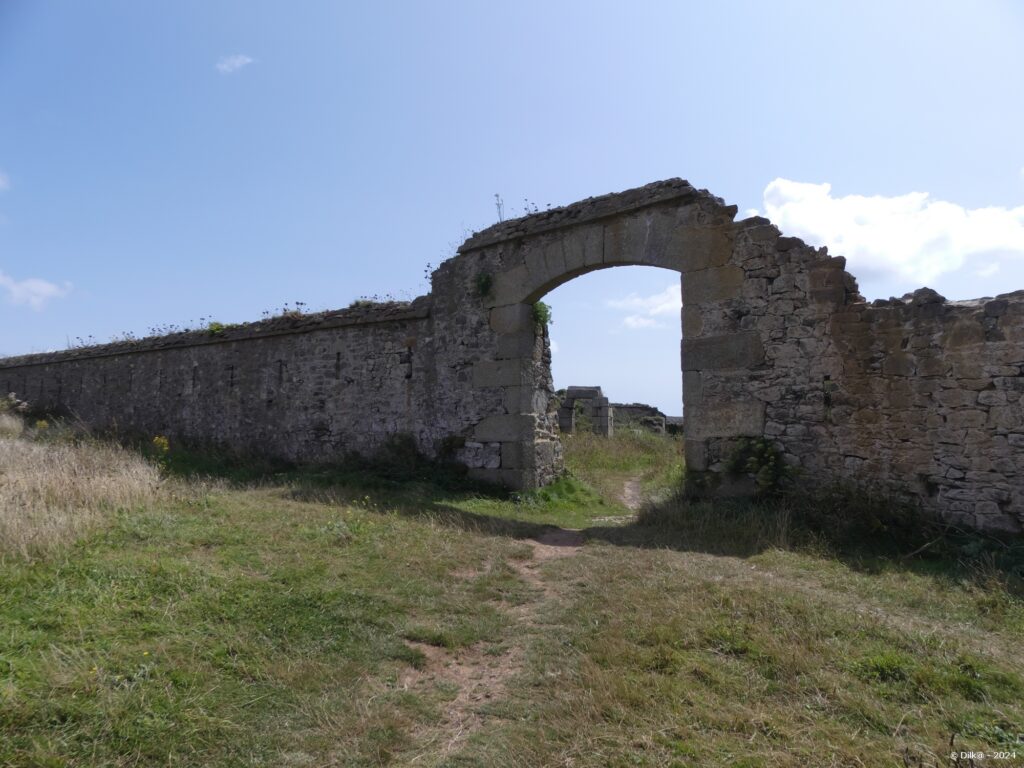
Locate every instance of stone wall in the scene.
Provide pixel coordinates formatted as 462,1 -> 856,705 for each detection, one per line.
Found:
2,178 -> 1022,532
0,301 -> 445,461
826,289 -> 1024,532
612,403 -> 668,434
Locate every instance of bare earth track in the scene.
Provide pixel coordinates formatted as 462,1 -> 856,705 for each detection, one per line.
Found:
398,484 -> 612,762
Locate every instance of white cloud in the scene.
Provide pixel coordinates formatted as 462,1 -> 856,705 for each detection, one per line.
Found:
0,171 -> 9,191
976,263 -> 1001,278
623,315 -> 663,329
0,270 -> 71,310
608,284 -> 680,317
216,54 -> 254,74
608,283 -> 680,330
758,179 -> 1024,286
550,339 -> 560,354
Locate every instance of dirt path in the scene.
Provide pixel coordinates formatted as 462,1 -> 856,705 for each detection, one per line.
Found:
510,527 -> 585,597
401,476 -> 645,762
619,477 -> 643,512
401,527 -> 585,763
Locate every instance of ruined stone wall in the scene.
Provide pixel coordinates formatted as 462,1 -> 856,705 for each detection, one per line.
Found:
0,301 -> 443,461
679,216 -> 854,485
611,403 -> 667,433
827,289 -> 1024,532
686,213 -> 1024,533
422,246 -> 532,474
557,386 -> 614,436
1,178 -> 1021,533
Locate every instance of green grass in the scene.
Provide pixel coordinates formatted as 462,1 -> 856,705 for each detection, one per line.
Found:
1,431 -> 1022,767
563,428 -> 684,506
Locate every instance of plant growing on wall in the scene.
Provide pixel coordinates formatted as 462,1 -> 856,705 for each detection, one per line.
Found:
532,301 -> 552,330
475,272 -> 493,298
726,437 -> 793,496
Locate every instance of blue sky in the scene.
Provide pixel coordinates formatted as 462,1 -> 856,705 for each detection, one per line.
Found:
2,1 -> 1023,414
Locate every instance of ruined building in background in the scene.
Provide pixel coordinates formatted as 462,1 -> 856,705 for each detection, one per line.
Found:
2,179 -> 1022,533
611,402 -> 670,434
556,389 -> 673,436
556,386 -> 614,436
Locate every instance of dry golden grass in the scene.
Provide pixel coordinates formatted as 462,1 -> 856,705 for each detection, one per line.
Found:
0,412 -> 24,438
0,434 -> 161,559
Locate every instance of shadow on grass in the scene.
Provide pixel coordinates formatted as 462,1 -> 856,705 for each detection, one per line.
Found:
312,481 -> 1024,598
161,443 -> 1024,595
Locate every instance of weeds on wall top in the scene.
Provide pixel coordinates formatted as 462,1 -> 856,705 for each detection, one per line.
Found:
491,193 -> 554,226
347,294 -> 402,309
261,302 -> 308,320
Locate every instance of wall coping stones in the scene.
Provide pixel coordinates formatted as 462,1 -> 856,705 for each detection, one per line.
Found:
457,178 -> 733,253
0,298 -> 430,369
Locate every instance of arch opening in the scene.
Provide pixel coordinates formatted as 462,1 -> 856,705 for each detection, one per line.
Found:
539,264 -> 684,430
462,194 -> 745,491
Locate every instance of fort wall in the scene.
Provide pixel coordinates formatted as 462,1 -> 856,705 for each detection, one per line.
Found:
2,179 -> 1022,532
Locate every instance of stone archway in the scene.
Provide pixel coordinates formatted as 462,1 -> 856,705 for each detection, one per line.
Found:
451,179 -> 814,491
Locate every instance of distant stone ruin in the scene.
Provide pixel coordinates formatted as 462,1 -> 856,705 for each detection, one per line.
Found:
2,179 -> 1023,533
557,386 -> 614,436
612,403 -> 669,434
557,392 -> 672,436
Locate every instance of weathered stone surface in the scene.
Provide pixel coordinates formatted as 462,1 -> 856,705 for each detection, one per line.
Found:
684,439 -> 707,471
489,304 -> 533,334
473,359 -> 531,388
683,265 -> 746,305
682,333 -> 765,371
686,400 -> 765,440
473,414 -> 536,442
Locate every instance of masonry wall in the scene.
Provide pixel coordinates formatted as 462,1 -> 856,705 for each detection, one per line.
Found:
0,302 -> 442,461
1,178 -> 1021,534
827,289 -> 1024,532
686,213 -> 1024,533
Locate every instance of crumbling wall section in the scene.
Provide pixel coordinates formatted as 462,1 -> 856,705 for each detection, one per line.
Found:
829,289 -> 1024,532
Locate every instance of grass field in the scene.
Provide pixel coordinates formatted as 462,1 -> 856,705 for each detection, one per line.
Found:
1,426 -> 1022,767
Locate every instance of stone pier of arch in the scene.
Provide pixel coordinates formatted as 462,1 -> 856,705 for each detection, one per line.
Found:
3,179 -> 1023,533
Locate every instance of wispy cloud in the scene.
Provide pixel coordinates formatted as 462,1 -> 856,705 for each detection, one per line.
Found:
0,270 -> 71,310
216,54 -> 254,74
622,315 -> 662,329
757,179 -> 1024,285
0,171 -> 9,191
608,283 -> 680,330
